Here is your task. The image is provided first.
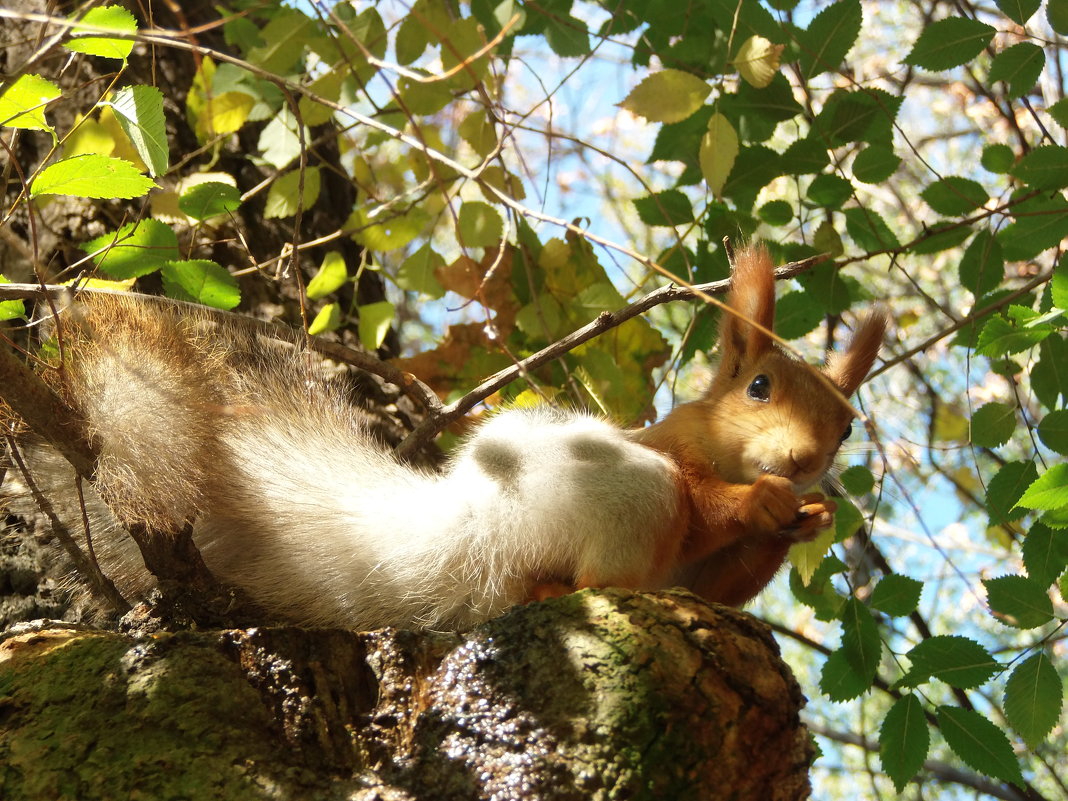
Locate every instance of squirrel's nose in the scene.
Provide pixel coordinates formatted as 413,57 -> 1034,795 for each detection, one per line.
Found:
788,449 -> 821,482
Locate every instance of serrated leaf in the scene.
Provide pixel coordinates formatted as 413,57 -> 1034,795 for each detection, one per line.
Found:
839,465 -> 874,496
264,167 -> 321,219
633,190 -> 694,226
937,706 -> 1025,787
808,173 -> 852,209
820,647 -> 870,701
82,219 -> 178,278
976,310 -> 1050,358
997,0 -> 1040,24
458,201 -> 504,248
306,251 -> 348,299
358,300 -> 395,350
988,42 -> 1045,98
1053,261 -> 1068,309
349,205 -> 430,251
904,635 -> 999,689
798,0 -> 862,79
0,74 -> 61,132
844,207 -> 900,251
987,461 -> 1039,525
1038,410 -> 1068,455
998,194 -> 1068,260
395,244 -> 445,298
31,154 -> 156,199
308,302 -> 341,336
204,91 -> 255,137
1050,98 -> 1068,129
1004,652 -> 1063,747
735,36 -> 784,88
1012,145 -> 1068,190
544,13 -> 590,57
108,86 -> 168,177
841,598 -> 881,683
618,69 -> 711,124
984,575 -> 1054,628
789,526 -> 836,584
178,181 -> 242,221
870,574 -> 923,616
880,694 -> 930,792
774,290 -> 823,339
970,402 -> 1016,448
160,259 -> 240,309
958,230 -> 1004,298
1023,524 -> 1068,586
1016,463 -> 1068,511
64,5 -> 137,61
699,113 -> 738,196
904,17 -> 995,71
1032,336 -> 1067,409
853,145 -> 900,183
982,143 -> 1015,173
921,176 -> 989,215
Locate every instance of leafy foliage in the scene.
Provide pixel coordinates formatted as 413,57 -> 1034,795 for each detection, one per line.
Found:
2,0 -> 1066,797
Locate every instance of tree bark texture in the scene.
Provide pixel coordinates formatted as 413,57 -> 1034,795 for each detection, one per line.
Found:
0,588 -> 812,800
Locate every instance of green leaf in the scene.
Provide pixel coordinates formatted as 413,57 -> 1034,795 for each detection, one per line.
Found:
1050,98 -> 1068,129
904,17 -> 995,71
981,143 -> 1015,173
395,244 -> 445,298
797,0 -> 862,79
839,465 -> 874,496
852,145 -> 900,183
984,575 -> 1054,628
82,219 -> 179,278
998,194 -> 1068,261
618,69 -> 711,124
841,598 -> 881,683
798,262 -> 854,315
458,201 -> 504,248
958,230 -> 1004,298
920,176 -> 989,215
178,181 -> 242,221
108,86 -> 168,177
0,74 -> 61,132
820,647 -> 870,701
160,259 -> 240,309
357,300 -> 395,350
1051,0 -> 1068,34
1022,524 -> 1068,586
870,574 -> 923,617
807,173 -> 853,209
1012,145 -> 1068,190
0,275 -> 27,321
544,13 -> 590,57
903,635 -> 999,689
264,167 -> 321,219
987,461 -> 1039,525
758,199 -> 793,225
773,290 -> 823,339
1031,336 -> 1067,409
911,222 -> 973,255
997,0 -> 1040,24
1038,409 -> 1068,455
789,560 -> 846,621
988,42 -> 1045,98
308,302 -> 341,336
64,5 -> 137,61
31,154 -> 156,199
633,190 -> 694,226
970,402 -> 1016,448
1016,463 -> 1068,511
879,694 -> 930,793
1004,652 -> 1063,747
1053,261 -> 1068,309
699,113 -> 739,196
976,308 -> 1051,358
843,207 -> 900,251
937,706 -> 1025,787
306,251 -> 348,299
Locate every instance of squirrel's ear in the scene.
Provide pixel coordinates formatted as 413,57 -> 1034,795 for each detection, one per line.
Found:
717,244 -> 776,378
824,309 -> 887,396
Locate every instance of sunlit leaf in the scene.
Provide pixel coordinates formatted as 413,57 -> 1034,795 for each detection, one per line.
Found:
161,259 -> 240,309
0,74 -> 61,132
306,251 -> 349,299
618,69 -> 711,124
699,112 -> 738,196
64,5 -> 137,61
31,154 -> 156,199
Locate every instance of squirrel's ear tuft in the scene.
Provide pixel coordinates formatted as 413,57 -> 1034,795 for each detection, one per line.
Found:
825,308 -> 887,396
716,244 -> 776,378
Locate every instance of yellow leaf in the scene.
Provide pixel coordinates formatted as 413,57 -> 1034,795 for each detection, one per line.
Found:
205,91 -> 254,136
789,527 -> 836,585
933,405 -> 969,443
699,112 -> 738,196
308,302 -> 341,335
735,36 -> 784,88
618,69 -> 711,124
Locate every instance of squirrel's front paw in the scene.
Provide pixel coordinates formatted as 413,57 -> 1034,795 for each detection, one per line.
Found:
781,494 -> 837,542
742,474 -> 806,534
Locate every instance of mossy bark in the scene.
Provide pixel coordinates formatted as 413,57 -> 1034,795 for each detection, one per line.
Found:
0,589 -> 812,800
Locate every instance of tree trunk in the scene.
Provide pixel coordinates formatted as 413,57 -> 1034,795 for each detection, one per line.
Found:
0,588 -> 812,800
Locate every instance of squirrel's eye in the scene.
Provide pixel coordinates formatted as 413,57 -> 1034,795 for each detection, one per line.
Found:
840,422 -> 853,443
746,374 -> 771,402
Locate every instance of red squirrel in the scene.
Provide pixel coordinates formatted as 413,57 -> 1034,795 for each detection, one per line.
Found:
3,245 -> 883,628
630,245 -> 886,605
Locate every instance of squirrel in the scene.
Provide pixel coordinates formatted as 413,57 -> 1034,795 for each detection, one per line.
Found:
3,244 -> 884,629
